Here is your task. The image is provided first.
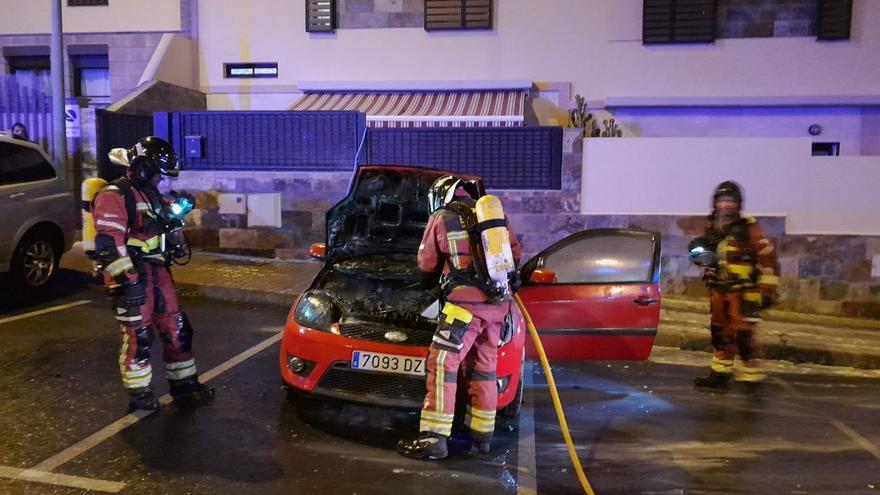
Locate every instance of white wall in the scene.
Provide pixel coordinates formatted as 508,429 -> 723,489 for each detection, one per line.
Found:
0,0 -> 181,34
582,138 -> 880,235
611,107 -> 865,156
196,0 -> 880,102
139,33 -> 196,89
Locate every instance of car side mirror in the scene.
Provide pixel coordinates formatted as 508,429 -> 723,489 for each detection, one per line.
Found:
529,268 -> 557,284
309,243 -> 326,260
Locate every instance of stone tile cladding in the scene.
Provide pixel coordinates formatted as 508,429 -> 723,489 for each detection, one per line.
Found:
173,128 -> 880,318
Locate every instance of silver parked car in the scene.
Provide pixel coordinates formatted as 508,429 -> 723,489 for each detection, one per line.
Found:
0,134 -> 76,296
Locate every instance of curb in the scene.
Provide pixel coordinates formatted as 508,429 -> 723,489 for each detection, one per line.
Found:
662,297 -> 880,331
655,322 -> 880,370
176,283 -> 295,308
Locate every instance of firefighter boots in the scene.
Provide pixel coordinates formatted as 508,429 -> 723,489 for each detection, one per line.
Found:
169,376 -> 215,409
128,386 -> 160,412
694,371 -> 732,390
396,432 -> 449,460
471,438 -> 491,454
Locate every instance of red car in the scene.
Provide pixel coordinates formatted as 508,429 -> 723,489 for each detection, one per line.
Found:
279,166 -> 661,417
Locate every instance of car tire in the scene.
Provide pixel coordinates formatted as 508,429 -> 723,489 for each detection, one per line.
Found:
10,231 -> 60,299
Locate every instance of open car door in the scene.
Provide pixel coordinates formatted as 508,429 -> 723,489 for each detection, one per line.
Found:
517,229 -> 661,361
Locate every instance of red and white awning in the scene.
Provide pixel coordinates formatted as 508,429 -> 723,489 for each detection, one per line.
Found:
289,91 -> 526,128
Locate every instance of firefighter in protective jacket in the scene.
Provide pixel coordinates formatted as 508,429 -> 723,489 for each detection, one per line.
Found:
397,176 -> 522,460
91,136 -> 214,411
693,181 -> 778,389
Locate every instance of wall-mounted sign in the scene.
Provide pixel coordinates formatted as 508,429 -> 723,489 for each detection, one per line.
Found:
64,104 -> 81,138
224,62 -> 279,79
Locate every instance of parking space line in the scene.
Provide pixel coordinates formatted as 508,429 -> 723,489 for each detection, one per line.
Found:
0,465 -> 125,493
31,331 -> 284,473
0,300 -> 92,326
517,361 -> 538,495
773,377 -> 880,464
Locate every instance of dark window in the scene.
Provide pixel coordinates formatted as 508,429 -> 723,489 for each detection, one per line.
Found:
224,62 -> 279,79
0,143 -> 56,186
424,0 -> 492,31
812,142 -> 840,156
643,0 -> 717,44
817,0 -> 852,40
541,234 -> 657,284
67,0 -> 108,5
306,0 -> 336,32
72,54 -> 109,97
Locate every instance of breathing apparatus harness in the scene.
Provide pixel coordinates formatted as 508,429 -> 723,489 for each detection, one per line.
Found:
87,177 -> 196,274
440,200 -> 520,304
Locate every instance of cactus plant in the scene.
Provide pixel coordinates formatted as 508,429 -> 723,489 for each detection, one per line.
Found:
600,118 -> 623,138
568,94 -> 595,137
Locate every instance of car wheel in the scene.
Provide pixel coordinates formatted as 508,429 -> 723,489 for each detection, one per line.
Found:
10,233 -> 59,297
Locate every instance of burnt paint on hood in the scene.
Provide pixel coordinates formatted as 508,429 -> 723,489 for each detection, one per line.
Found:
325,166 -> 483,263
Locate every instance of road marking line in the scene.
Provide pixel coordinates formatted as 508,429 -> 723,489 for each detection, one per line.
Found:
517,361 -> 538,495
773,377 -> 880,464
830,419 -> 880,463
0,300 -> 92,326
31,331 -> 284,473
0,465 -> 125,493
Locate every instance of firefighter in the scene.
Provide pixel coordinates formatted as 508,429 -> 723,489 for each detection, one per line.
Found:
397,176 -> 522,460
694,181 -> 778,390
92,136 -> 214,411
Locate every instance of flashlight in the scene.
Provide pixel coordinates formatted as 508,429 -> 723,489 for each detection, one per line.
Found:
167,191 -> 195,220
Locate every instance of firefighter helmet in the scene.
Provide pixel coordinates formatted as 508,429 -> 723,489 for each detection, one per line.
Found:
713,180 -> 743,209
127,136 -> 180,182
428,175 -> 479,213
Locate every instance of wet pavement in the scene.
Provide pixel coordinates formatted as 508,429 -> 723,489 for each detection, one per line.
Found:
1,277 -> 879,494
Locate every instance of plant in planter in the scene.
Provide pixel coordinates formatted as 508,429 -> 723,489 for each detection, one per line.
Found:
568,94 -> 596,137
599,118 -> 623,137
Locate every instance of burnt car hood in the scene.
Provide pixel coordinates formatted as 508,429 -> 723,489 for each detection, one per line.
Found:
325,165 -> 483,263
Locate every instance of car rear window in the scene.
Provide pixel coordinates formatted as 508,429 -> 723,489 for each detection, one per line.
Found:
0,142 -> 56,186
543,234 -> 656,284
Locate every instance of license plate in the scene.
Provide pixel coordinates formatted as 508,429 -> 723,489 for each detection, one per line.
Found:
351,351 -> 426,376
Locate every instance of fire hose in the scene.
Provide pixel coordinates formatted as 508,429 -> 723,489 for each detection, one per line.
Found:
514,293 -> 596,495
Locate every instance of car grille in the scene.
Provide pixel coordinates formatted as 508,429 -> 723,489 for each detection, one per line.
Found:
314,362 -> 427,409
337,320 -> 433,346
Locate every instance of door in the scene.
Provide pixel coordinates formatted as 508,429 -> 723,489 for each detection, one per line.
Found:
0,141 -> 62,269
517,229 -> 661,361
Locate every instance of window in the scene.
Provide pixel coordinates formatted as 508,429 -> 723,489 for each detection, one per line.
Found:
424,0 -> 492,31
817,0 -> 853,40
540,234 -> 657,284
224,62 -> 279,79
306,0 -> 336,32
812,142 -> 840,156
6,54 -> 51,94
67,0 -> 108,6
72,54 -> 109,97
643,0 -> 717,44
0,143 -> 56,186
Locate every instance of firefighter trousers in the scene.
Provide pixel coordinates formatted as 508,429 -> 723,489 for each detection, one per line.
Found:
419,300 -> 510,441
709,289 -> 764,382
116,263 -> 198,390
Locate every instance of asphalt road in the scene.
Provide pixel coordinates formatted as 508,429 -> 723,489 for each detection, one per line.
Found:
1,272 -> 878,494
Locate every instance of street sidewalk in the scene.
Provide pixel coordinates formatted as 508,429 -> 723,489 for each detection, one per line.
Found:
61,244 -> 880,370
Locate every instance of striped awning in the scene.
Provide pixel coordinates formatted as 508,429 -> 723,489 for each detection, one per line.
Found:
289,91 -> 526,128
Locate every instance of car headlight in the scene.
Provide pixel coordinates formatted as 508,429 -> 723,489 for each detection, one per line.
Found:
499,311 -> 517,347
293,291 -> 339,332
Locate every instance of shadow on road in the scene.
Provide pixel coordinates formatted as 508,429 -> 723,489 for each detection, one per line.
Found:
0,268 -> 96,314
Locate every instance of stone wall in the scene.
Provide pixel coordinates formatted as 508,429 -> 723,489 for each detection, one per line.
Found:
337,0 -> 424,29
173,170 -> 352,259
173,127 -> 880,319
